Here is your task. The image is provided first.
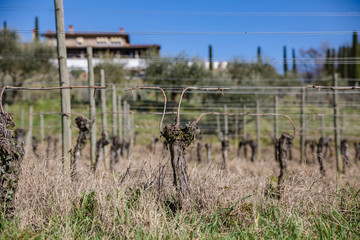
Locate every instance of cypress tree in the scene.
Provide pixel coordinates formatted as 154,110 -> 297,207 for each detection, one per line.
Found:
292,48 -> 296,74
283,46 -> 288,76
35,16 -> 39,42
3,21 -> 6,30
352,32 -> 359,84
331,48 -> 336,74
338,47 -> 343,78
209,45 -> 213,71
325,49 -> 330,75
257,46 -> 262,64
344,47 -> 349,81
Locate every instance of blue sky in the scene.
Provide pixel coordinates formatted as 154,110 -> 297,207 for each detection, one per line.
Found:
1,0 -> 360,72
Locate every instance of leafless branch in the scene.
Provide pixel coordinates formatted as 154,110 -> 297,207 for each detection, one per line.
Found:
193,112 -> 234,125
306,85 -> 360,91
0,85 -> 105,113
127,86 -> 167,132
247,113 -> 296,137
176,87 -> 229,127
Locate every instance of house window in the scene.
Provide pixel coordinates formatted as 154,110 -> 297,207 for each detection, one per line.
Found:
96,37 -> 108,46
110,37 -> 124,46
76,37 -> 84,46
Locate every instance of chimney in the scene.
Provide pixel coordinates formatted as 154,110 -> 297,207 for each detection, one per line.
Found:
69,25 -> 74,34
120,27 -> 124,34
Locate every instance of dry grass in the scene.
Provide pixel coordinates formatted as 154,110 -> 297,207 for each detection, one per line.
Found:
3,143 -> 360,239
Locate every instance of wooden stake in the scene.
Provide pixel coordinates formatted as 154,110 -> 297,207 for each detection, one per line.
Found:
242,104 -> 246,140
321,114 -> 325,137
112,85 -> 117,136
54,0 -> 72,175
216,114 -> 222,141
40,112 -> 44,145
224,105 -> 228,140
256,101 -> 260,159
100,69 -> 110,171
24,106 -> 33,157
87,47 -> 97,172
100,69 -> 107,133
20,108 -> 24,129
118,96 -> 123,141
123,101 -> 128,142
300,88 -> 306,164
333,73 -> 343,173
234,108 -> 239,149
274,96 -> 278,139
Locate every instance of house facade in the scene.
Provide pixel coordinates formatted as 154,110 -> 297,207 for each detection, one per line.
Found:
42,25 -> 160,59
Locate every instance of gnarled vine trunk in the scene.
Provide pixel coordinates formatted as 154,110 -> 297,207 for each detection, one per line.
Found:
72,116 -> 91,177
278,133 -> 293,186
354,142 -> 360,163
317,137 -> 331,176
205,143 -> 212,164
95,132 -> 110,171
340,139 -> 349,167
162,122 -> 200,200
196,142 -> 202,163
110,136 -> 121,167
0,112 -> 25,218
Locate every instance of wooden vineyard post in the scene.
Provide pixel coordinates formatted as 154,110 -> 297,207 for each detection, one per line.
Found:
300,88 -> 306,165
256,101 -> 260,160
333,73 -> 343,173
100,69 -> 111,171
118,96 -> 123,141
340,109 -> 344,137
216,114 -> 222,141
123,101 -> 128,143
20,108 -> 24,129
234,108 -> 239,149
87,47 -> 97,172
221,105 -> 229,169
224,105 -> 229,140
112,85 -> 118,136
100,69 -> 108,133
40,112 -> 44,145
128,104 -> 132,146
54,0 -> 72,175
274,96 -> 278,139
242,104 -> 246,140
4,104 -> 8,112
25,106 -> 33,157
321,114 -> 325,137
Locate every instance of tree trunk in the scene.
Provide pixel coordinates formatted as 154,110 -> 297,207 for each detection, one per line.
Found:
340,139 -> 350,167
169,142 -> 191,199
32,136 -> 39,158
221,139 -> 229,169
248,140 -> 257,162
110,136 -> 121,167
354,142 -> 360,163
72,116 -> 91,177
161,122 -> 200,202
205,143 -> 212,164
196,142 -> 202,163
95,132 -> 110,171
317,137 -> 330,176
278,133 -> 294,186
45,135 -> 52,169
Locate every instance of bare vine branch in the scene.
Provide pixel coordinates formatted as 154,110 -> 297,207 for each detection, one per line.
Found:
0,85 -> 105,113
193,112 -> 234,125
306,85 -> 360,91
127,86 -> 167,132
176,87 -> 229,127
